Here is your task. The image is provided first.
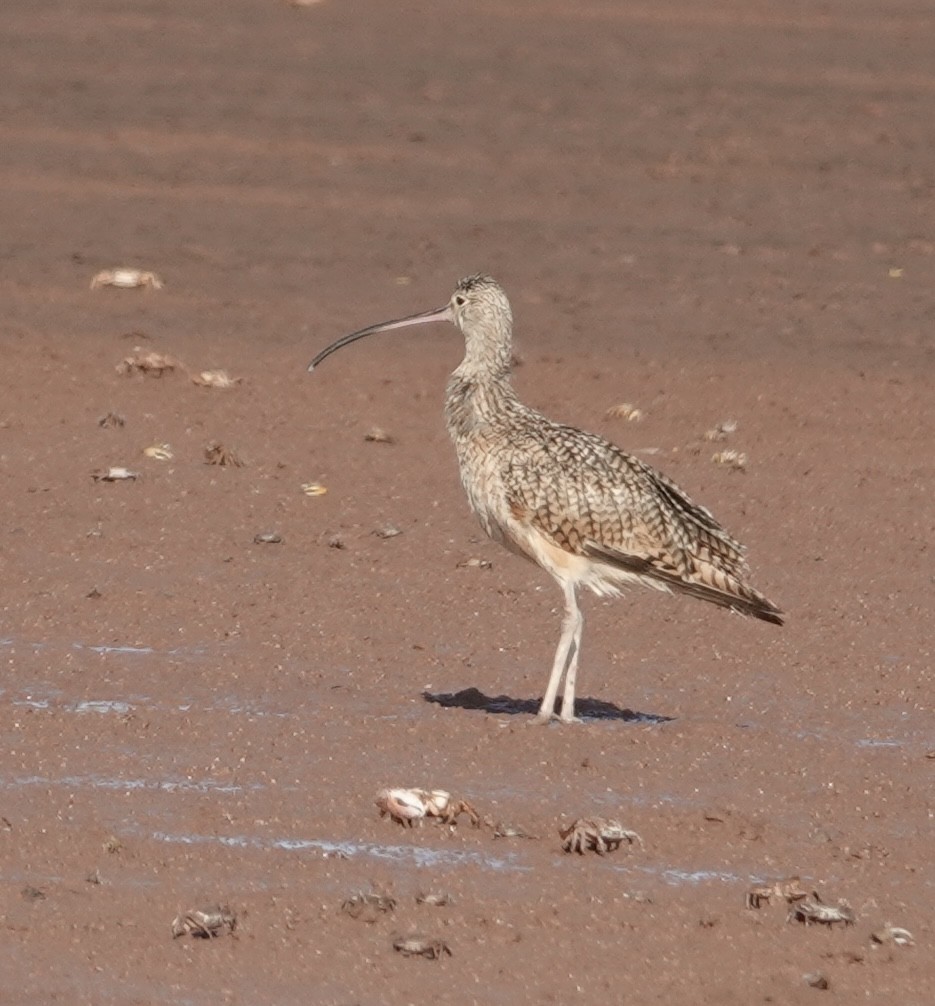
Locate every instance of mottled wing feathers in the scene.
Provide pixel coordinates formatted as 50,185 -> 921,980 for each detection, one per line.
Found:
504,421 -> 783,625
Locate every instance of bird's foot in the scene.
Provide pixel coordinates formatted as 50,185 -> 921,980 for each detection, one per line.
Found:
531,711 -> 582,726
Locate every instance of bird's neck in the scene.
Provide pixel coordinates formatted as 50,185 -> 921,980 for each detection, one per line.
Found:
445,361 -> 517,442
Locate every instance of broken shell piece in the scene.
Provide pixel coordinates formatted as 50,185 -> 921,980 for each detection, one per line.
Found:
253,532 -> 282,545
301,482 -> 328,497
341,891 -> 397,921
415,892 -> 453,907
143,444 -> 173,460
374,524 -> 402,539
711,449 -> 747,471
871,923 -> 914,947
392,935 -> 452,960
704,419 -> 739,442
364,427 -> 394,443
116,350 -> 179,377
605,402 -> 644,422
171,905 -> 237,939
787,893 -> 855,928
92,467 -> 139,482
191,369 -> 241,389
560,817 -> 643,855
91,268 -> 163,290
204,442 -> 244,467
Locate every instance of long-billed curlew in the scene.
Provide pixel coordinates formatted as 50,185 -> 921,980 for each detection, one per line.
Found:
308,275 -> 783,723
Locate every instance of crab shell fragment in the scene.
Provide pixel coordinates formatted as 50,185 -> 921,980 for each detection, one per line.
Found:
92,466 -> 140,482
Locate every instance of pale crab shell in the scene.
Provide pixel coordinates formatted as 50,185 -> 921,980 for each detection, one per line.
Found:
90,268 -> 164,290
376,788 -> 428,823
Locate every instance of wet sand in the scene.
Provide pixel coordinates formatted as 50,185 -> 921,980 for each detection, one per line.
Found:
0,1 -> 933,1002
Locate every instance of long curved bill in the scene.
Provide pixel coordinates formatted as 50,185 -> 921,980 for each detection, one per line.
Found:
307,303 -> 453,372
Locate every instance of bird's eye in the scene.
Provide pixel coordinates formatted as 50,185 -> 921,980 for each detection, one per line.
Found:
454,295 -> 466,307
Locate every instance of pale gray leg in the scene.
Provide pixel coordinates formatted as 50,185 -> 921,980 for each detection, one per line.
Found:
559,590 -> 584,723
534,580 -> 582,724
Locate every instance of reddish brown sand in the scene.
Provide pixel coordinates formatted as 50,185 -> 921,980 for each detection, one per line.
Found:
1,1 -> 933,1003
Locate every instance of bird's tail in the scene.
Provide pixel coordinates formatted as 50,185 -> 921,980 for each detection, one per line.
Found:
584,543 -> 784,625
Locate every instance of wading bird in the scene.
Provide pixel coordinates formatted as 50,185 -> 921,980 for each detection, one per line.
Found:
308,275 -> 782,723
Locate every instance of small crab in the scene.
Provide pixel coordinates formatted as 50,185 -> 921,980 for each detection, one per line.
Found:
171,905 -> 237,939
91,268 -> 163,290
375,788 -> 480,828
142,443 -> 173,460
392,934 -> 452,960
703,419 -> 739,442
746,876 -> 808,910
560,817 -> 643,855
116,349 -> 178,377
92,466 -> 139,482
456,557 -> 493,570
191,369 -> 241,389
364,426 -> 394,443
492,822 -> 537,840
415,892 -> 453,907
604,402 -> 644,422
204,441 -> 244,467
870,923 -> 914,947
787,892 -> 855,929
341,891 -> 397,921
711,449 -> 747,471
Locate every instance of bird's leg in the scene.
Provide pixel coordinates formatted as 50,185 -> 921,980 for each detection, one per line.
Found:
558,587 -> 584,723
534,580 -> 582,724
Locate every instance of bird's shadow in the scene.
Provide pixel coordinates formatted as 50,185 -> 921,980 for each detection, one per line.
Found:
422,687 -> 673,724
